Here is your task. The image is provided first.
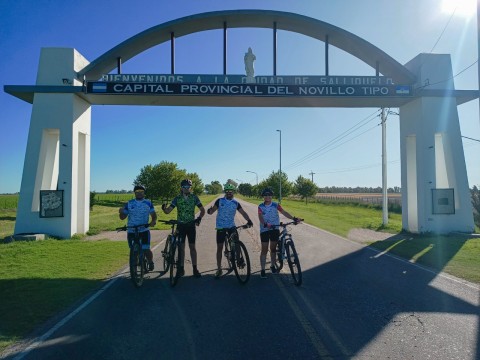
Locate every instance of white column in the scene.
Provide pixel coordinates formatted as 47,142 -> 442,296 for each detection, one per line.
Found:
15,48 -> 91,238
400,53 -> 474,233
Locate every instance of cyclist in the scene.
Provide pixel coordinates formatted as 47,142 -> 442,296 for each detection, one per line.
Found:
162,179 -> 205,278
207,183 -> 253,279
118,185 -> 157,271
258,187 -> 300,278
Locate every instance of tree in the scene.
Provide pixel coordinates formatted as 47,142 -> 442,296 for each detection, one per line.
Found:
186,172 -> 204,195
134,161 -> 186,200
293,176 -> 317,204
205,181 -> 223,195
258,170 -> 293,199
238,183 -> 253,197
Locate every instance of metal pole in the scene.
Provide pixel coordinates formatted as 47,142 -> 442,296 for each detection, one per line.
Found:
246,171 -> 258,185
381,108 -> 388,225
276,129 -> 282,203
170,32 -> 175,74
273,22 -> 277,76
477,0 -> 480,125
223,22 -> 227,75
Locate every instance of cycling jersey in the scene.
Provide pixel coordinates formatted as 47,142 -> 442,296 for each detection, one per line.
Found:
214,197 -> 242,229
258,201 -> 283,233
170,193 -> 203,223
122,199 -> 155,233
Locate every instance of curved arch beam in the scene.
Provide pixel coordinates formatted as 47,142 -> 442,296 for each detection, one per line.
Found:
78,10 -> 416,84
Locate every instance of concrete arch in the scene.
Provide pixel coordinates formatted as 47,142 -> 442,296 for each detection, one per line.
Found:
78,9 -> 416,84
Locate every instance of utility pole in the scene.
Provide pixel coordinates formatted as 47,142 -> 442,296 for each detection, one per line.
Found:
381,108 -> 388,226
309,171 -> 315,182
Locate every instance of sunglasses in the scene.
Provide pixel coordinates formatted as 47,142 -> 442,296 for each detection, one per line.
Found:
182,186 -> 191,189
134,190 -> 145,193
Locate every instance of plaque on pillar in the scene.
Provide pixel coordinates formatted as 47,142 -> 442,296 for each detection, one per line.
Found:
39,190 -> 64,218
431,188 -> 455,215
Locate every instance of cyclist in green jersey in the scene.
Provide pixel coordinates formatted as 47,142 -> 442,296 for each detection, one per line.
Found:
162,179 -> 205,278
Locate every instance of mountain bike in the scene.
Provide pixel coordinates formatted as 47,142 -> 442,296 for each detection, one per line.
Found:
116,223 -> 150,288
159,219 -> 182,287
221,223 -> 251,284
273,219 -> 303,286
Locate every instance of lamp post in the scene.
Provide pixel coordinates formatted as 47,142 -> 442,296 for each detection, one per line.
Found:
246,170 -> 258,185
276,129 -> 282,203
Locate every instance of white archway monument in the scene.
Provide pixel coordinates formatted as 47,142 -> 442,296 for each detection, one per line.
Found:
5,10 -> 476,238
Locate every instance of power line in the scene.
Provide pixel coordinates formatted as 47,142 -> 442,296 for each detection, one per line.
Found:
430,6 -> 457,53
285,109 -> 381,170
462,135 -> 480,142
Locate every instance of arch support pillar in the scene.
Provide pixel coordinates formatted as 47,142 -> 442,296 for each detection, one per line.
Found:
399,54 -> 474,233
14,48 -> 92,238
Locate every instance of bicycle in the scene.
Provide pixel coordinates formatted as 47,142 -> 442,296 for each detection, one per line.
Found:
273,219 -> 303,286
159,219 -> 182,287
220,223 -> 252,284
116,223 -> 150,288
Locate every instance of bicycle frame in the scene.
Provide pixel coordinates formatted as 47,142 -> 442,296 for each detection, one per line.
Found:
220,223 -> 251,284
116,223 -> 150,288
273,220 -> 303,286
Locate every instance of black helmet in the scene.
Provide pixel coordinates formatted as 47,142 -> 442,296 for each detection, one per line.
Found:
261,188 -> 274,196
181,179 -> 192,187
134,185 -> 146,192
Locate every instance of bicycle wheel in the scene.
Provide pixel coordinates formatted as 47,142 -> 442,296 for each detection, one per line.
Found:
129,244 -> 144,288
169,242 -> 180,287
285,241 -> 302,286
232,241 -> 251,284
162,235 -> 172,272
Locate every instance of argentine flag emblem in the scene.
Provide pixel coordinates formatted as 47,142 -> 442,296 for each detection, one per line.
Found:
395,85 -> 410,95
92,83 -> 107,92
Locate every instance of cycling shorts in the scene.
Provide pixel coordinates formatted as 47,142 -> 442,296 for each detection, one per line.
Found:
127,230 -> 151,250
177,223 -> 196,244
260,229 -> 280,243
216,228 -> 238,244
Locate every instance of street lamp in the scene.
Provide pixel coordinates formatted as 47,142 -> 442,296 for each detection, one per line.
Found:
276,129 -> 282,203
246,170 -> 258,185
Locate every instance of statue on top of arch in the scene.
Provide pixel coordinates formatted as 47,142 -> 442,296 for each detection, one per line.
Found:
244,47 -> 256,83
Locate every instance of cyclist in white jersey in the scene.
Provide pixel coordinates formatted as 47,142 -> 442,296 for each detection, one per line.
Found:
207,183 -> 253,278
258,187 -> 299,278
119,185 -> 157,271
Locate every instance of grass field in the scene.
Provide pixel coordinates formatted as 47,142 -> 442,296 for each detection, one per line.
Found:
0,193 -> 478,354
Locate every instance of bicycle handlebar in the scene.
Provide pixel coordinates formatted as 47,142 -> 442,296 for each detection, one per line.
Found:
116,223 -> 150,232
158,219 -> 180,226
216,223 -> 252,231
278,219 -> 304,227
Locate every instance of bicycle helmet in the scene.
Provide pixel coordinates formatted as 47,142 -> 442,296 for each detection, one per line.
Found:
223,183 -> 236,192
261,188 -> 274,196
181,179 -> 192,187
133,185 -> 146,192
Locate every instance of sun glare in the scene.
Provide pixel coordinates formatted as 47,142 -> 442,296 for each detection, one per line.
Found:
441,0 -> 476,18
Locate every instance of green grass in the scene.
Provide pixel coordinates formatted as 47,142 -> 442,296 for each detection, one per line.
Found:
0,239 -> 128,352
240,196 -> 403,237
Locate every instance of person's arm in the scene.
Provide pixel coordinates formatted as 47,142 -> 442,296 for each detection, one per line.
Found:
162,198 -> 175,214
196,205 -> 206,226
278,205 -> 299,222
238,208 -> 253,227
149,211 -> 157,227
119,203 -> 128,220
207,199 -> 220,215
258,207 -> 266,226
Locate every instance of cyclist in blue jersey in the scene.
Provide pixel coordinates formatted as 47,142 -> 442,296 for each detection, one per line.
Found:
207,183 -> 253,278
258,187 -> 299,278
162,179 -> 205,278
118,185 -> 157,271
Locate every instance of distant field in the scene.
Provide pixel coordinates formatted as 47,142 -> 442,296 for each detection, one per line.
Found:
0,195 -> 18,209
313,192 -> 402,206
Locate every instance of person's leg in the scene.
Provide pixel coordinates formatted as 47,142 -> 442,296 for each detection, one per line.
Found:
187,226 -> 201,277
269,230 -> 280,273
260,231 -> 269,278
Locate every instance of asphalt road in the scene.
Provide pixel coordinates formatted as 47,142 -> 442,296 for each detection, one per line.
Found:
5,199 -> 480,359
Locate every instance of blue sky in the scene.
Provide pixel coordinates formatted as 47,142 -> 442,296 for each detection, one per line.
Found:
1,0 -> 479,193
